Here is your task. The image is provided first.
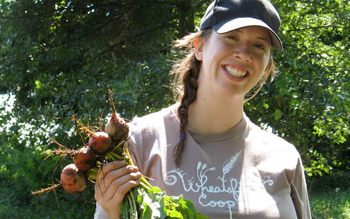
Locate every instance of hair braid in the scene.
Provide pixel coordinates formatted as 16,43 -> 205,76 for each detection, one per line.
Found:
171,29 -> 212,167
173,55 -> 201,166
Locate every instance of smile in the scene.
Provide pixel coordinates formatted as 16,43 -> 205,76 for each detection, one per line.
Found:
224,65 -> 248,77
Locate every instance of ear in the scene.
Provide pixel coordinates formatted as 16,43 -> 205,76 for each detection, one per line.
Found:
194,37 -> 204,61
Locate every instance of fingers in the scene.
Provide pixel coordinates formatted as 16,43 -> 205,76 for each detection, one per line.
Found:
94,160 -> 141,205
107,171 -> 141,203
96,160 -> 128,191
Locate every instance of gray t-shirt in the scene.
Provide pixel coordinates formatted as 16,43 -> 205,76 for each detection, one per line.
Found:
95,104 -> 311,219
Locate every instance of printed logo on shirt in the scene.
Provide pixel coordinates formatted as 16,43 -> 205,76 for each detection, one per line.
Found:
163,150 -> 274,218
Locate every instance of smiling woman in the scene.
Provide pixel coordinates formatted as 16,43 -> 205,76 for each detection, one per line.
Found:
94,0 -> 312,218
194,27 -> 272,102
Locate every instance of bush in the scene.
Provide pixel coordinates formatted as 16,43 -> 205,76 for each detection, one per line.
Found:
0,121 -> 96,218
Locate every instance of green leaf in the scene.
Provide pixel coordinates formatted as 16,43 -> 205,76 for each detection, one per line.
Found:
122,185 -> 209,219
274,109 -> 283,120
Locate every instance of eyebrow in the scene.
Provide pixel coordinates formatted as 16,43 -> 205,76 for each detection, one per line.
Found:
232,29 -> 270,43
257,37 -> 270,43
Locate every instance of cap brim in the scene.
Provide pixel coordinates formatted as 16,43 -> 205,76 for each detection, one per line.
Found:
213,17 -> 283,51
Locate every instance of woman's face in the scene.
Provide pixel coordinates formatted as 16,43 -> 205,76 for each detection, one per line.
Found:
195,26 -> 272,100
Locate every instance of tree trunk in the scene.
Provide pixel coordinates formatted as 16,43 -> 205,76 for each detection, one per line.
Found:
178,0 -> 195,37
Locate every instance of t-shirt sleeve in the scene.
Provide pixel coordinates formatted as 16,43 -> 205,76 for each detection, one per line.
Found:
94,202 -> 111,219
290,157 -> 312,219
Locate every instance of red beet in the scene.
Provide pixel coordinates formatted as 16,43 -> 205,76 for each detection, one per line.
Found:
73,146 -> 96,171
61,164 -> 86,194
88,131 -> 112,154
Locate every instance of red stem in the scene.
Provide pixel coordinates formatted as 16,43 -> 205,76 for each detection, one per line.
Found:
108,89 -> 118,119
48,137 -> 71,151
72,115 -> 86,146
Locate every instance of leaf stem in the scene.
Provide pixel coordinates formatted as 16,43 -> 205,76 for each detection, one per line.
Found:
123,143 -> 152,189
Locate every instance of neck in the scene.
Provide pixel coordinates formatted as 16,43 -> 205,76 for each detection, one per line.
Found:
187,93 -> 245,135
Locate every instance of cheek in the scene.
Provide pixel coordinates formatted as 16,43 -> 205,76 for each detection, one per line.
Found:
260,54 -> 271,72
203,45 -> 227,67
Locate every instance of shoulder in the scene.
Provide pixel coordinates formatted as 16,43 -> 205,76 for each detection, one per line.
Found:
126,104 -> 180,170
127,103 -> 180,146
244,116 -> 304,181
245,115 -> 299,156
129,104 -> 178,132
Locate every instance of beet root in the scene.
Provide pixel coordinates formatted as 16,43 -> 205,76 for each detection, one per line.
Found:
89,132 -> 112,154
105,115 -> 129,142
73,146 -> 96,171
61,164 -> 87,194
105,90 -> 129,141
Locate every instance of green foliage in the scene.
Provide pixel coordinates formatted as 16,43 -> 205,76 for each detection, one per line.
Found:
0,0 -> 182,125
245,0 -> 350,177
0,112 -> 96,218
0,0 -> 349,218
121,186 -> 208,219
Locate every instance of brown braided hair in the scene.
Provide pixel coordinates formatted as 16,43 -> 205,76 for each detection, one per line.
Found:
171,28 -> 277,166
171,29 -> 212,166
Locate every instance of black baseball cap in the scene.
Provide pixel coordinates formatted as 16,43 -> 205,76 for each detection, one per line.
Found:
200,0 -> 283,51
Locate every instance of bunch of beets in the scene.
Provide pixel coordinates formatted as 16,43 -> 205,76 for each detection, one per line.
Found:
32,91 -> 208,219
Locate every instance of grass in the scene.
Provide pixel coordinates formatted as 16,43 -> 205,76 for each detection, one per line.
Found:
310,188 -> 350,219
308,173 -> 350,219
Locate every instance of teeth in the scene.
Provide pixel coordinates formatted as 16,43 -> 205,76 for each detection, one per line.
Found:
225,66 -> 247,77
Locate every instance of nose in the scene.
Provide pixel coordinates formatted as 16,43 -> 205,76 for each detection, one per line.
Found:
233,44 -> 252,62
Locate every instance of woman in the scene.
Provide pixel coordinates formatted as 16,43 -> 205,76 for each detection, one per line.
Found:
94,0 -> 312,218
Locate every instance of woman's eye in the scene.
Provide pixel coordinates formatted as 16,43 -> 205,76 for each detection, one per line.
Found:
227,36 -> 238,40
254,44 -> 265,50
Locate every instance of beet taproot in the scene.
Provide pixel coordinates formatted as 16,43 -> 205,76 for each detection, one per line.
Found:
105,90 -> 129,141
88,131 -> 112,154
61,164 -> 87,194
73,146 -> 96,171
105,114 -> 129,142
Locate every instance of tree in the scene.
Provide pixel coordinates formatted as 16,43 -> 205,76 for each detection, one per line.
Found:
0,0 -> 209,123
245,0 -> 350,177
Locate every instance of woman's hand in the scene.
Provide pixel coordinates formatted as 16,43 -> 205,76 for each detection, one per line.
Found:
94,160 -> 142,219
